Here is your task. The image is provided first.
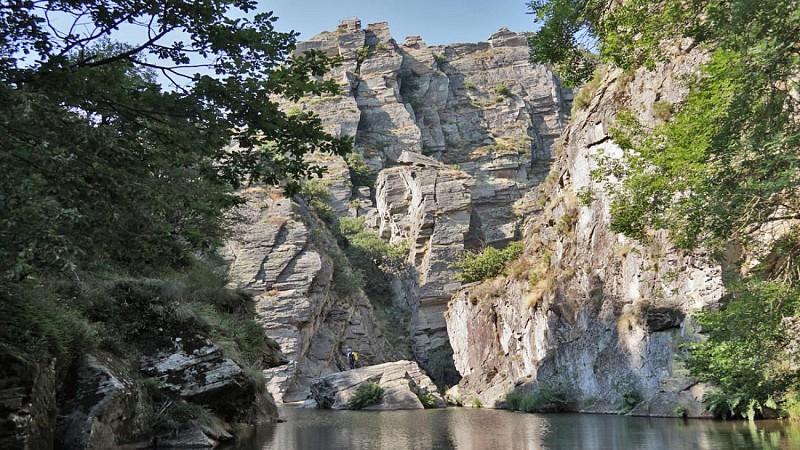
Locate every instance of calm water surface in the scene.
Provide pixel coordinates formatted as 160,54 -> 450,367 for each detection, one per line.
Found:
230,406 -> 800,450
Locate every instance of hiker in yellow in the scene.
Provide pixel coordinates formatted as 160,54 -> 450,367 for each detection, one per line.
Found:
346,348 -> 360,369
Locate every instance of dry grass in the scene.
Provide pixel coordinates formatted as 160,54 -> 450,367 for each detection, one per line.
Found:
243,186 -> 267,194
571,65 -> 608,117
615,299 -> 650,335
469,278 -> 506,305
506,256 -> 534,281
614,244 -> 636,258
263,215 -> 289,225
525,276 -> 555,309
267,188 -> 285,201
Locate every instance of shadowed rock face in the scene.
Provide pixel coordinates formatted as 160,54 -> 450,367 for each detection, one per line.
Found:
0,349 -> 56,450
446,45 -> 724,417
309,360 -> 444,410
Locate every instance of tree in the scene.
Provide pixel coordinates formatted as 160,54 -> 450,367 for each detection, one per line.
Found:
0,0 -> 350,279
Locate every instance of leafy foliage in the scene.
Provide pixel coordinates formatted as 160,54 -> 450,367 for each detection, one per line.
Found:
505,376 -> 572,412
299,180 -> 335,223
494,82 -> 512,97
529,0 -> 800,417
337,217 -> 408,271
1,0 -> 350,282
417,391 -> 439,408
684,281 -> 800,419
453,242 -> 525,283
346,382 -> 384,409
345,152 -> 374,189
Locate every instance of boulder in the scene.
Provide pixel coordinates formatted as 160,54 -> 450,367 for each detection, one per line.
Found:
138,332 -> 270,422
56,353 -> 141,450
0,347 -> 56,450
310,360 -> 444,410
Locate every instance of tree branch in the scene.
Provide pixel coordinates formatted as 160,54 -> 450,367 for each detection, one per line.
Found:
72,27 -> 173,69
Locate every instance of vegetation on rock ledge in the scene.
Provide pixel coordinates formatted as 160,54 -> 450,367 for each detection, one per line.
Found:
529,0 -> 800,418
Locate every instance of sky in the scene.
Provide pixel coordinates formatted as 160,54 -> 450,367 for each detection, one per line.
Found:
263,0 -> 537,45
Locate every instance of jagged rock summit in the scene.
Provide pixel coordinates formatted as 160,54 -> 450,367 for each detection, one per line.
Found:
223,19 -> 572,404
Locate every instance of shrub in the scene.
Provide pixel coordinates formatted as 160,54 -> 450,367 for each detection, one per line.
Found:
453,241 -> 524,282
337,217 -> 407,270
422,344 -> 461,391
684,280 -> 800,419
417,391 -> 439,409
346,382 -> 384,409
495,82 -> 512,97
329,248 -> 364,297
577,186 -> 595,205
154,400 -> 214,433
652,100 -> 674,121
356,46 -> 369,62
299,179 -> 334,223
505,391 -> 523,410
570,66 -> 606,115
345,152 -> 374,189
505,373 -> 573,413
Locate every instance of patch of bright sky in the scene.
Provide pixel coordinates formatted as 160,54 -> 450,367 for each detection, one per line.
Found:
264,0 -> 537,45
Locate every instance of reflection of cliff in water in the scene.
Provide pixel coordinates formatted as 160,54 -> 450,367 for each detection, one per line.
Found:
228,407 -> 800,450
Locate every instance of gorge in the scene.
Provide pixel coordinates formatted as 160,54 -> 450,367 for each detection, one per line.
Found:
2,5 -> 799,448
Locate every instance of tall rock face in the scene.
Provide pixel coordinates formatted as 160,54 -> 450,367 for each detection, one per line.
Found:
221,187 -> 401,402
374,152 -> 473,356
283,19 -> 571,361
445,45 -> 724,416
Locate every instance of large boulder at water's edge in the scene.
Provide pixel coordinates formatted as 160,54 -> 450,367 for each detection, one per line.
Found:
310,360 -> 444,410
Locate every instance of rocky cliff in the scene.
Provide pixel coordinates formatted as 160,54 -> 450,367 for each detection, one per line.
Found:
445,44 -> 725,416
241,19 -> 571,379
222,187 -> 402,402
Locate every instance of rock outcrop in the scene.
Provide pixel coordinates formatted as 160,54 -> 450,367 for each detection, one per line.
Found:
445,45 -> 723,416
221,187 -> 401,402
0,348 -> 56,450
374,152 -> 473,356
138,331 -> 275,423
309,360 -> 444,410
259,19 -> 571,365
57,353 -> 140,450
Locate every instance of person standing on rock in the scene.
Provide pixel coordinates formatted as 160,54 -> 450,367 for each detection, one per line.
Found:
346,348 -> 361,369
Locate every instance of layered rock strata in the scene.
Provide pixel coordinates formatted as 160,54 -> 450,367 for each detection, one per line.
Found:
309,360 -> 444,410
278,19 -> 571,360
446,46 -> 724,416
221,187 -> 400,402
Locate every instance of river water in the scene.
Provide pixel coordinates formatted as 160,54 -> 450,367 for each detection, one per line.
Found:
230,406 -> 800,450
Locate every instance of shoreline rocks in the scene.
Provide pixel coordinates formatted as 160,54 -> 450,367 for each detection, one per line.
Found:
309,360 -> 444,410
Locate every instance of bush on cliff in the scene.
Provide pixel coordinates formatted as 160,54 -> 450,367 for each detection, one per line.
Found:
684,280 -> 800,419
528,0 -> 800,418
346,382 -> 385,410
453,241 -> 524,283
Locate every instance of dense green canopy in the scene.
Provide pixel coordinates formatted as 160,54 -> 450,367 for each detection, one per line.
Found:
0,0 -> 350,279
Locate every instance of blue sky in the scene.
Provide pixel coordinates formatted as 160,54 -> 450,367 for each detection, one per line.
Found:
264,0 -> 537,45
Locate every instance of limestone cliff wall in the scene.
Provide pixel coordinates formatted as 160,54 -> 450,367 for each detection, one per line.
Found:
445,45 -> 725,416
289,19 -> 571,360
221,187 -> 401,402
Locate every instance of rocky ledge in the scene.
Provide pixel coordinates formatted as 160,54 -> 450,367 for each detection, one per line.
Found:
309,360 -> 444,410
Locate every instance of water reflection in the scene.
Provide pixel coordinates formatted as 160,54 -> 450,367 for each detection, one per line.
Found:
541,414 -> 800,450
231,406 -> 800,450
